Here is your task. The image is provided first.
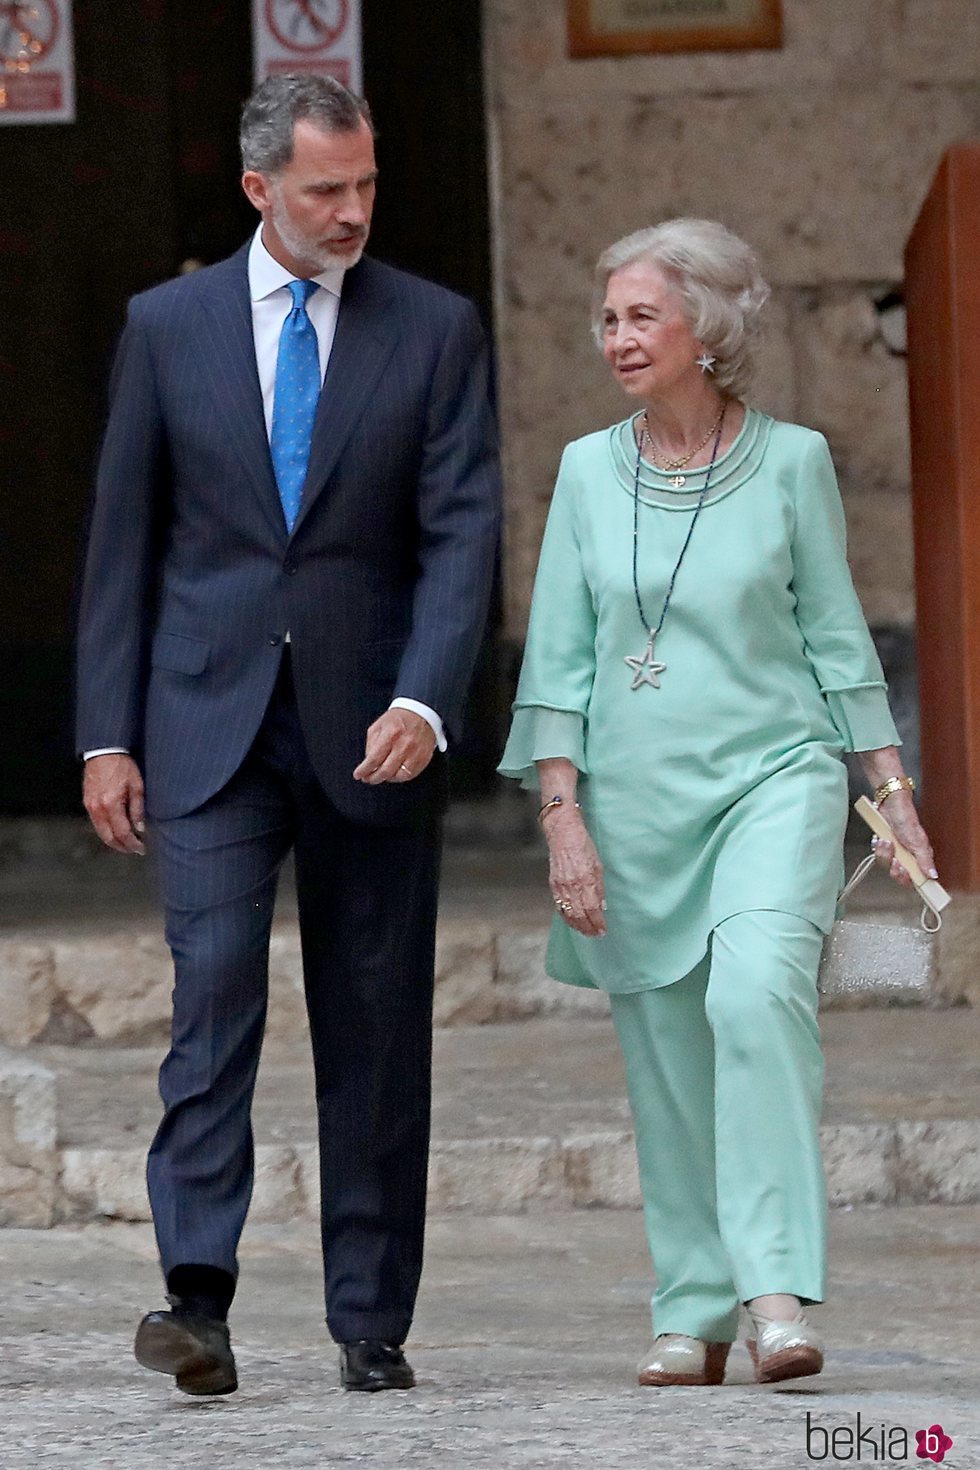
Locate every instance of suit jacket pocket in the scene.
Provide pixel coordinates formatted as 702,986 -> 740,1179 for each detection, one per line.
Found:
150,631 -> 211,675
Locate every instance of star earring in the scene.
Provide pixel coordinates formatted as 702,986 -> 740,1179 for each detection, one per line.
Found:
696,351 -> 717,374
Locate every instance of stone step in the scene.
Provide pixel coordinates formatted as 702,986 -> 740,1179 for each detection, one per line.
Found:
3,821 -> 977,1044
0,919 -> 611,1047
1,903 -> 973,1048
4,1010 -> 980,1227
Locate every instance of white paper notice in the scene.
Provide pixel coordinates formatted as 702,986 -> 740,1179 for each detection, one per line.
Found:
253,0 -> 362,95
0,0 -> 75,124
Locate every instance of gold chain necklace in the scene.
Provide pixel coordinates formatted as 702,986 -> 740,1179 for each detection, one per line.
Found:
641,404 -> 726,487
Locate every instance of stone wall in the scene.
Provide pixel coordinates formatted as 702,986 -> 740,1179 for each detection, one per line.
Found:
483,0 -> 980,643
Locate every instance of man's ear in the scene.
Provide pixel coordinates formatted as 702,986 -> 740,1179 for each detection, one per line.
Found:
242,170 -> 271,213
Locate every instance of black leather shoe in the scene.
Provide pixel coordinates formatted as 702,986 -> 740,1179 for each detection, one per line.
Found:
339,1340 -> 415,1391
134,1303 -> 238,1396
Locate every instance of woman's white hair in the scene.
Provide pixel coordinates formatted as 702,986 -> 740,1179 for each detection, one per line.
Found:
592,218 -> 771,399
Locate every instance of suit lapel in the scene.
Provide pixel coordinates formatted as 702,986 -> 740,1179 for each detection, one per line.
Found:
290,257 -> 400,539
196,248 -> 286,543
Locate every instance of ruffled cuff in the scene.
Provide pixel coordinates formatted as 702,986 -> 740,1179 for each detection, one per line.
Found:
823,684 -> 901,753
497,706 -> 587,790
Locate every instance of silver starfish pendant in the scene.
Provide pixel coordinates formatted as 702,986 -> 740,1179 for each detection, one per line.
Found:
625,635 -> 667,690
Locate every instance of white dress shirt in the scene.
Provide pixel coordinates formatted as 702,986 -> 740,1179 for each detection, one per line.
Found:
85,225 -> 446,759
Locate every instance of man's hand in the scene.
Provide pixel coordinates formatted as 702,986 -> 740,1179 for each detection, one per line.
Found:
354,709 -> 437,785
83,754 -> 147,854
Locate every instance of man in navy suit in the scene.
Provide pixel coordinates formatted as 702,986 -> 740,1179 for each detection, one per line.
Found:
76,74 -> 500,1395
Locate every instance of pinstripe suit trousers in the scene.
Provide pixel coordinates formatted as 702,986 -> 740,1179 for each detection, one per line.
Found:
146,651 -> 442,1345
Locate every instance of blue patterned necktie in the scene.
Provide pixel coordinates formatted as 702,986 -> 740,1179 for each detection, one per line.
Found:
270,279 -> 321,532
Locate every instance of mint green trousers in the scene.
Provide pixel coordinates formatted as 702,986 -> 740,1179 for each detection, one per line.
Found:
608,909 -> 827,1343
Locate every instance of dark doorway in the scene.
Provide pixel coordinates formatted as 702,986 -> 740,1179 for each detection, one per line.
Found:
0,0 -> 495,814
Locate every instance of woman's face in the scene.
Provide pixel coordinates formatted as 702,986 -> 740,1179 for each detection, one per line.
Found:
601,260 -> 703,402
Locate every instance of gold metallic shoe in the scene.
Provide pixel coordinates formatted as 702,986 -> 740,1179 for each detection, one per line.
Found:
637,1334 -> 731,1386
745,1308 -> 824,1384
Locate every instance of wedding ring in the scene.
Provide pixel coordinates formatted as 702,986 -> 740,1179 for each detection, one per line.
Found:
399,763 -> 413,776
555,898 -> 572,913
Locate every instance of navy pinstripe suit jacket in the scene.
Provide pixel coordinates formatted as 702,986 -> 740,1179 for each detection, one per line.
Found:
76,243 -> 501,823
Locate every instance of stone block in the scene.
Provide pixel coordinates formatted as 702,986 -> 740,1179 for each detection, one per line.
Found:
838,490 -> 915,630
59,1146 -> 149,1222
790,284 -> 917,627
497,87 -> 977,297
0,1047 -> 57,1226
821,1123 -> 898,1206
883,0 -> 980,83
792,288 -> 911,495
427,1137 -> 566,1212
295,1142 -> 320,1216
51,934 -> 172,1044
934,894 -> 980,1007
750,289 -> 798,426
266,931 -> 309,1042
563,1131 -> 640,1209
0,943 -> 56,1045
896,1121 -> 980,1204
487,0 -> 900,103
250,1146 -> 306,1223
495,931 -> 610,1020
433,921 -> 498,1026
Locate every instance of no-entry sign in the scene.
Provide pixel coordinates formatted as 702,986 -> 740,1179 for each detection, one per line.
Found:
253,0 -> 362,95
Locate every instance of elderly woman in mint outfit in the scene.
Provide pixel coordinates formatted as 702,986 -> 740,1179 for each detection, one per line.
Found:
498,219 -> 937,1387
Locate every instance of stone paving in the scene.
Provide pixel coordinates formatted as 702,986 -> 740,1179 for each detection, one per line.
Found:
1,817 -> 978,1465
0,1207 -> 977,1469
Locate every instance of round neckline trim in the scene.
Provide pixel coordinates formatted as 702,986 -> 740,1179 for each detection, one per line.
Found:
608,407 -> 773,509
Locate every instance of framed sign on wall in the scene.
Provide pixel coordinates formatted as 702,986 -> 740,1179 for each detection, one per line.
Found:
253,0 -> 362,91
567,0 -> 783,57
0,0 -> 76,123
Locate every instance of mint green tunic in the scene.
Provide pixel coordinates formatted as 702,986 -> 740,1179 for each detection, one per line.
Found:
498,409 -> 901,993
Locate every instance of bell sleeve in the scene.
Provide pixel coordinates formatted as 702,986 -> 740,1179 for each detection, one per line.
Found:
790,432 -> 901,753
497,447 -> 598,789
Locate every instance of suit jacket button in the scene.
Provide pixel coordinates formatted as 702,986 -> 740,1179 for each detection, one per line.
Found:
269,634 -> 281,646
284,560 -> 297,575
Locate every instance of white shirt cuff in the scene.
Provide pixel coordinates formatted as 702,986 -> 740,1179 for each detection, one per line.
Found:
83,748 -> 130,760
389,699 -> 447,752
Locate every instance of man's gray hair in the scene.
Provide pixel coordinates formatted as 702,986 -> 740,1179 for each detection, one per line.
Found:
592,219 -> 770,399
240,73 -> 373,174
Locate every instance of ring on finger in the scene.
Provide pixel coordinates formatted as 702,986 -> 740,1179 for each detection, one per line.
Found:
399,763 -> 413,776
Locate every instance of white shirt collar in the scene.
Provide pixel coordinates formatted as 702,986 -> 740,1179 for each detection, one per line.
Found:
247,223 -> 347,303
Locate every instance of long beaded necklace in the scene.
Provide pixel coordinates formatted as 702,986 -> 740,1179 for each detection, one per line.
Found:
624,403 -> 727,690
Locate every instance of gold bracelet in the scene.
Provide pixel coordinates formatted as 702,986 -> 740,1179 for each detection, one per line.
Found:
537,795 -> 581,824
873,775 -> 916,806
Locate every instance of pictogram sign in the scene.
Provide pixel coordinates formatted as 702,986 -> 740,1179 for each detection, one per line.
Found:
0,0 -> 75,123
253,0 -> 361,93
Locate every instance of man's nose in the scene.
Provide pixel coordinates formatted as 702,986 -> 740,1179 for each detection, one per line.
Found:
338,188 -> 367,225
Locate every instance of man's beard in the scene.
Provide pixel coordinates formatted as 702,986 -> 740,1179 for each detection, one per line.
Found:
269,195 -> 367,273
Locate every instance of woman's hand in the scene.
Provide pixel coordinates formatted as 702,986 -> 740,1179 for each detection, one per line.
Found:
544,807 -> 607,937
856,747 -> 939,890
871,792 -> 938,889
